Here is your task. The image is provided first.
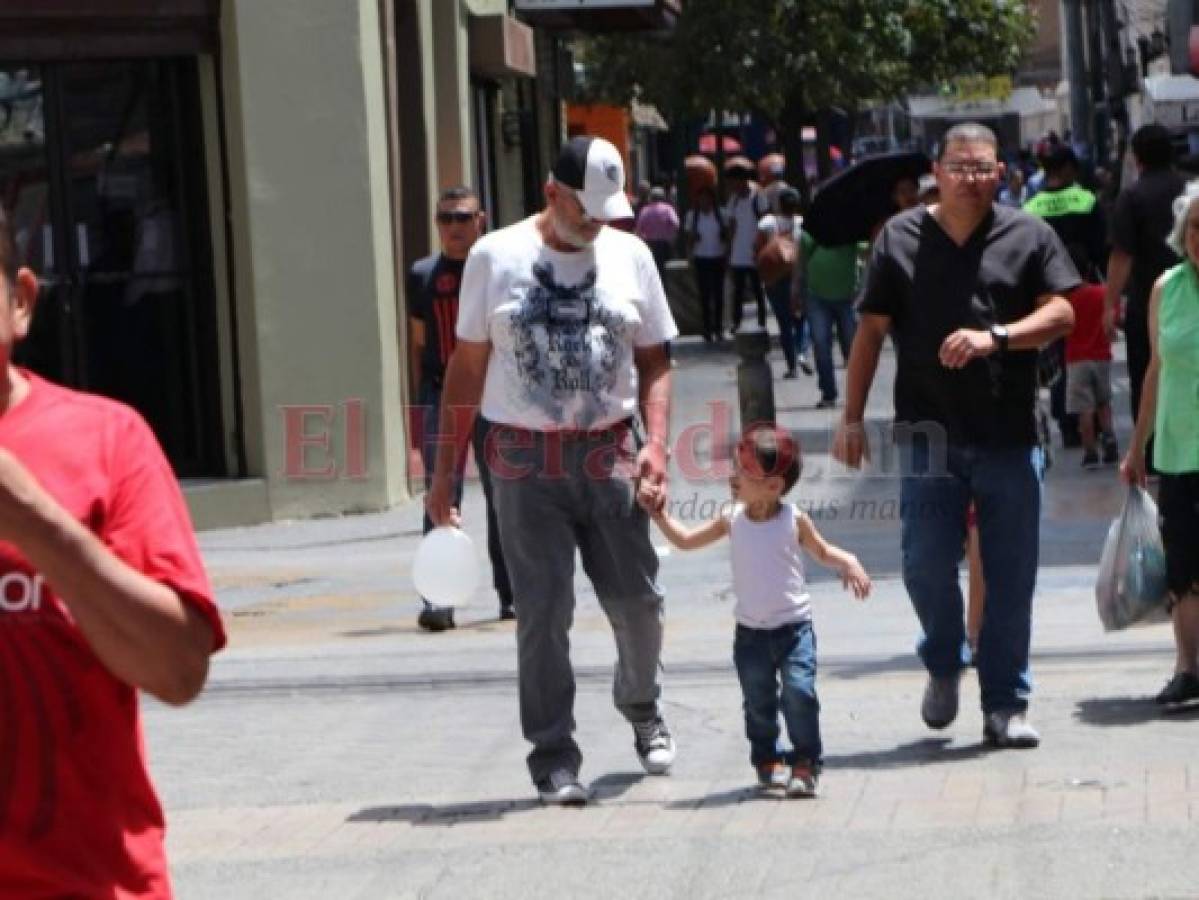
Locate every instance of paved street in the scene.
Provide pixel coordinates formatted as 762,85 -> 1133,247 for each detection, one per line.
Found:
150,337 -> 1197,900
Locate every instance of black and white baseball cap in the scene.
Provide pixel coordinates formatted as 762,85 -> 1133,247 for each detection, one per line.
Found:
551,136 -> 634,221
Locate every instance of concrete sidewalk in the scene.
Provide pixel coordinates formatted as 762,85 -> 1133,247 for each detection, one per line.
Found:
148,336 -> 1197,900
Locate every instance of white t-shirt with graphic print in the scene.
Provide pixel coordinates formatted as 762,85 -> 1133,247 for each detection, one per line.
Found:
456,216 -> 679,431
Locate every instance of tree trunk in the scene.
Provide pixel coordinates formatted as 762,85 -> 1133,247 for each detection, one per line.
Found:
815,107 -> 833,182
844,106 -> 859,165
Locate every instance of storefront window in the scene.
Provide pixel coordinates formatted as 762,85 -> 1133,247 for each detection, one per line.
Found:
0,59 -> 224,476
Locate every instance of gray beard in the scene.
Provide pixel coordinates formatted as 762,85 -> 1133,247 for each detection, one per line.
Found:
554,218 -> 595,249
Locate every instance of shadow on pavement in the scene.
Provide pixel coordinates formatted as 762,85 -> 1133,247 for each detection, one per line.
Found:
1073,695 -> 1199,727
348,799 -> 542,827
665,786 -> 765,809
340,617 -> 517,639
348,774 -> 646,826
590,772 -> 645,800
824,653 -> 922,681
824,737 -> 990,770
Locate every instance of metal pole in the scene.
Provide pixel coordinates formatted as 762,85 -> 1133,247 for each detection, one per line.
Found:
1085,0 -> 1109,165
1063,0 -> 1093,155
735,323 -> 776,428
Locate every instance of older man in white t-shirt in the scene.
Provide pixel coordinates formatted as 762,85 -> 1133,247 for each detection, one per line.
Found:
427,136 -> 679,805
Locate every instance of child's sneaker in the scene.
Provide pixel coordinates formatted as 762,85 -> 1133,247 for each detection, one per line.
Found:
756,762 -> 789,791
786,763 -> 819,798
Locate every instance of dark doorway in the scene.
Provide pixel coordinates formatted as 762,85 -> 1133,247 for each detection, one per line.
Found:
0,59 -> 224,476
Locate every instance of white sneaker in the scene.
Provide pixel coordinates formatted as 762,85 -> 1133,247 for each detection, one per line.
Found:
921,672 -> 962,729
632,717 -> 676,775
536,769 -> 590,805
983,710 -> 1040,748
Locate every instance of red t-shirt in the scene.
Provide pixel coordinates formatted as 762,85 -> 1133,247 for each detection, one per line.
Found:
0,372 -> 225,898
1065,283 -> 1112,363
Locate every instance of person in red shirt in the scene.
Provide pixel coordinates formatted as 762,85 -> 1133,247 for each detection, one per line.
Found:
0,209 -> 225,897
1066,245 -> 1119,468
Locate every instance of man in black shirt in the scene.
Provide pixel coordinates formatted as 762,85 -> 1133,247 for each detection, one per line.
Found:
1104,126 -> 1184,449
408,187 -> 513,631
834,123 -> 1077,748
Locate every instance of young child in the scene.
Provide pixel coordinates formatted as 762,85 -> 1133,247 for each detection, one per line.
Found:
1065,245 -> 1118,468
640,426 -> 870,797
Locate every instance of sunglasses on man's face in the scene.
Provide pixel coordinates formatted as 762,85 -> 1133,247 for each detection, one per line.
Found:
437,210 -> 478,224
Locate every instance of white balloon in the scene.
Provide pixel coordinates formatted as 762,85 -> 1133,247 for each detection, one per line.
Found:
413,526 -> 479,607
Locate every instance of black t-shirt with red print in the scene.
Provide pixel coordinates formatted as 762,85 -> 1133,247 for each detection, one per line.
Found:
407,254 -> 465,386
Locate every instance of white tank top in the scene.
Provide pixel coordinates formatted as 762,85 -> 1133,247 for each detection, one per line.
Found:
729,502 -> 811,628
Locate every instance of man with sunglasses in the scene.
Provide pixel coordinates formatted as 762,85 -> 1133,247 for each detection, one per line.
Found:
426,136 -> 678,804
834,123 -> 1077,749
409,186 -> 513,631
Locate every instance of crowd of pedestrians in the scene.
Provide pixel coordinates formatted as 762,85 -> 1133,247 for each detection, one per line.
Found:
9,107 -> 1197,895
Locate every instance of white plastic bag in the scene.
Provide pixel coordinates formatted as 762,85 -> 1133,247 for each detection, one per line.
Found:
1096,485 -> 1170,631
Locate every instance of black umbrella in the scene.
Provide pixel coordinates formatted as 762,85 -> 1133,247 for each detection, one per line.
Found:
804,151 -> 932,246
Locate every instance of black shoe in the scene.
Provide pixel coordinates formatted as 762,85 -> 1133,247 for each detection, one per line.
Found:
1154,672 -> 1199,706
815,397 -> 838,410
1101,435 -> 1119,465
632,716 -> 676,774
797,354 -> 814,376
1081,450 -> 1101,470
536,769 -> 590,805
417,603 -> 455,632
499,604 -> 516,621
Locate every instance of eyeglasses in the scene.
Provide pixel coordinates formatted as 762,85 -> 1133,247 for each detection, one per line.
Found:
436,210 -> 478,224
941,162 -> 998,181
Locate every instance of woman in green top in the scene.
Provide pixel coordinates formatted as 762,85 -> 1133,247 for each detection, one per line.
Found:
1121,180 -> 1199,707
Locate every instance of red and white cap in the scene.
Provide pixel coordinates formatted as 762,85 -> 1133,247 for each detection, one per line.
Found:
551,136 -> 634,221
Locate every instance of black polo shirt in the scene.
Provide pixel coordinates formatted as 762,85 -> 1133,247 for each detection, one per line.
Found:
859,205 -> 1079,447
1110,168 -> 1185,313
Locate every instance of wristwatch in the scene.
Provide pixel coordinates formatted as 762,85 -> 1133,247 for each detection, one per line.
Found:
989,324 -> 1010,354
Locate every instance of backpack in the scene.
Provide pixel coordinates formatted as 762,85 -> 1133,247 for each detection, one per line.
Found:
756,216 -> 798,287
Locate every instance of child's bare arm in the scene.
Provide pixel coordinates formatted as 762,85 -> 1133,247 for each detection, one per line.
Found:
651,508 -> 729,550
796,512 -> 871,599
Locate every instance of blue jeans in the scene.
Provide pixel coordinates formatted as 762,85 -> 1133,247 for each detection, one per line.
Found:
899,440 -> 1045,713
765,278 -> 801,372
733,621 -> 822,769
806,292 -> 857,401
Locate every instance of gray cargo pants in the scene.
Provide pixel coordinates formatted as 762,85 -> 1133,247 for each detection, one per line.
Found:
482,419 -> 665,784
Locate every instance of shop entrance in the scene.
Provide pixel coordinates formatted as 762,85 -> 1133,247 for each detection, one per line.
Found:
0,59 -> 224,476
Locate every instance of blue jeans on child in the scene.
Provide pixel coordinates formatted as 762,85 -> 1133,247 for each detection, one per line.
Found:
733,620 -> 822,769
899,438 -> 1044,714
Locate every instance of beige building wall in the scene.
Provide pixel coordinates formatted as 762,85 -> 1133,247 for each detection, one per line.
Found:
403,0 -> 441,264
215,0 -> 408,522
432,0 -> 473,191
